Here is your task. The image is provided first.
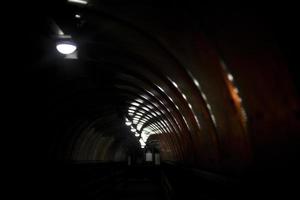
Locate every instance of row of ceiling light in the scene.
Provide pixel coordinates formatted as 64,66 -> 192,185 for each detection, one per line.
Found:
57,0 -> 247,150
125,98 -> 163,149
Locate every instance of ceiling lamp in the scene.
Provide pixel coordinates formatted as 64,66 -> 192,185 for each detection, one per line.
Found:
56,42 -> 77,55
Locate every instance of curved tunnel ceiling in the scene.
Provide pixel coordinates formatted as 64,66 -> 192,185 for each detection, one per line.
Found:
26,0 -> 300,175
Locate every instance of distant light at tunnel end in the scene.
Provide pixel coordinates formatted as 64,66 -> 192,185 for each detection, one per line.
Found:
56,42 -> 77,55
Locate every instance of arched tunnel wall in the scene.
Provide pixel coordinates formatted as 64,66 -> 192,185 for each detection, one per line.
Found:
20,1 -> 300,178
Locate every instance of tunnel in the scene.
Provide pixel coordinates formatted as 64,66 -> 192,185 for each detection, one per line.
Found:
16,1 -> 299,199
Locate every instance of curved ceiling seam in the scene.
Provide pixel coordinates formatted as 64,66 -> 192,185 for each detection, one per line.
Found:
66,5 -> 214,133
59,3 -> 217,137
58,4 -> 219,160
121,91 -> 182,137
118,87 -> 194,154
117,84 -> 188,136
75,43 -> 203,138
126,99 -> 178,135
119,94 -> 182,154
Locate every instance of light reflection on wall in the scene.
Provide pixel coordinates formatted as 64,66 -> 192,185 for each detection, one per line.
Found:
220,60 -> 248,128
170,79 -> 201,129
192,77 -> 218,128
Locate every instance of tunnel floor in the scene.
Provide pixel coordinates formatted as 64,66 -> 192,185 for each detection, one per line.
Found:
100,165 -> 166,200
42,162 -> 300,200
113,176 -> 165,199
49,163 -> 166,200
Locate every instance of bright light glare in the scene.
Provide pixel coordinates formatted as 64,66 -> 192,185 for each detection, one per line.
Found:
157,86 -> 164,92
131,102 -> 140,106
143,107 -> 149,111
193,79 -> 200,87
141,134 -> 149,142
227,74 -> 234,81
139,139 -> 146,145
147,105 -> 153,109
152,103 -> 158,107
201,92 -> 207,101
56,43 -> 77,54
142,95 -> 149,100
172,81 -> 178,88
135,112 -> 143,116
136,99 -> 144,104
125,121 -> 132,126
137,123 -> 143,131
207,103 -> 212,110
68,0 -> 88,5
211,114 -> 217,126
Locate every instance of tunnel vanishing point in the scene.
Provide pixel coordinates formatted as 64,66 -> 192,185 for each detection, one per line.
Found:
17,1 -> 300,199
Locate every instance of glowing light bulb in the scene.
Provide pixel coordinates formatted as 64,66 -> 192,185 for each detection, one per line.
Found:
56,42 -> 77,54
